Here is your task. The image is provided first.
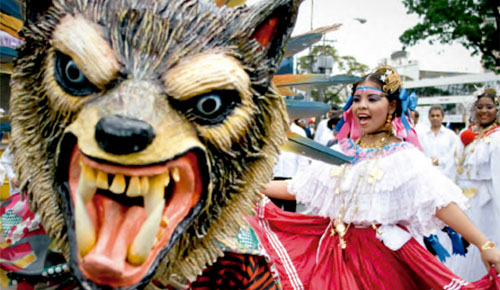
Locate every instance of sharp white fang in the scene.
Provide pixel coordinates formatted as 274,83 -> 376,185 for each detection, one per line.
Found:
127,176 -> 141,197
140,176 -> 149,195
96,170 -> 109,190
75,192 -> 96,257
127,199 -> 165,265
78,163 -> 97,204
110,174 -> 126,194
171,167 -> 180,182
144,173 -> 167,217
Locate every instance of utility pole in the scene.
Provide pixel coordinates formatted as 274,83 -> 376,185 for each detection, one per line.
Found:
306,0 -> 314,101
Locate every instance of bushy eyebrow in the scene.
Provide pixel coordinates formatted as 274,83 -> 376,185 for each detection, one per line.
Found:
52,14 -> 119,87
163,53 -> 251,102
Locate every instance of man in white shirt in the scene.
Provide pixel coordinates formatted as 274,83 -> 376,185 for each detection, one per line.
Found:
418,105 -> 460,179
272,120 -> 311,212
314,118 -> 331,145
314,105 -> 339,145
273,120 -> 310,179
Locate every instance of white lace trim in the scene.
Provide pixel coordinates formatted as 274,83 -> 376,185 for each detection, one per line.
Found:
288,146 -> 467,238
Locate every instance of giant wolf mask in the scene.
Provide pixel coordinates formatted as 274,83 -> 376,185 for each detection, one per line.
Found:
9,0 -> 301,287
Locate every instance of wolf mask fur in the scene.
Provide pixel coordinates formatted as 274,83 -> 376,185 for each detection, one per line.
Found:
9,0 -> 301,288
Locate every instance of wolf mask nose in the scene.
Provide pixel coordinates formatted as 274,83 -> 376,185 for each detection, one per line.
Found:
95,115 -> 156,155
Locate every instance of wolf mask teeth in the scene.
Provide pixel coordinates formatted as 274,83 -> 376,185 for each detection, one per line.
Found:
10,0 -> 302,287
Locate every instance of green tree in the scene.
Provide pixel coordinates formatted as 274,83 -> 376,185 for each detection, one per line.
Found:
298,45 -> 368,105
400,0 -> 500,72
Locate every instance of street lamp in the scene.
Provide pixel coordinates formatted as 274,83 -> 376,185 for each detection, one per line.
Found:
353,18 -> 367,24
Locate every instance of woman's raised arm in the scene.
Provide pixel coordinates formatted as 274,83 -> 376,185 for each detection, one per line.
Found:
261,180 -> 296,201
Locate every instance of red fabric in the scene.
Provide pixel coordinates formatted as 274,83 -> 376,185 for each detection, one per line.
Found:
17,281 -> 34,290
247,200 -> 500,290
0,242 -> 31,261
0,194 -> 42,272
247,199 -> 330,289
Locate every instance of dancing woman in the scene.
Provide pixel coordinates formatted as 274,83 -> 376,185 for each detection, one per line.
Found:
248,67 -> 500,289
445,88 -> 500,281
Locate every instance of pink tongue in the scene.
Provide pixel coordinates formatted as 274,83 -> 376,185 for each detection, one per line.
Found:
81,195 -> 146,279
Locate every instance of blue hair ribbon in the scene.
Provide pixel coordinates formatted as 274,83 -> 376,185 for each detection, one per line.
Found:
424,234 -> 450,262
398,89 -> 418,132
334,94 -> 353,133
444,226 -> 468,256
343,94 -> 353,111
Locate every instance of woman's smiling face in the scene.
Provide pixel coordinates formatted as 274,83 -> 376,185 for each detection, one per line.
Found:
352,79 -> 395,134
475,96 -> 498,127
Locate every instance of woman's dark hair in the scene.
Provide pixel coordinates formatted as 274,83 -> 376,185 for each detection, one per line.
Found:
351,71 -> 403,117
476,88 -> 498,104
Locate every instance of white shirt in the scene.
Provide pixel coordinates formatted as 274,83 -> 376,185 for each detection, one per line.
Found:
0,147 -> 20,195
313,119 -> 333,145
273,123 -> 310,178
414,123 -> 426,137
419,125 -> 460,179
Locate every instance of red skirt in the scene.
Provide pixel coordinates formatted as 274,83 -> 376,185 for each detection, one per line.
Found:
246,198 -> 500,290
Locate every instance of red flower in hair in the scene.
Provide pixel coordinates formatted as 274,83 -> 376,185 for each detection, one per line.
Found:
460,129 -> 477,146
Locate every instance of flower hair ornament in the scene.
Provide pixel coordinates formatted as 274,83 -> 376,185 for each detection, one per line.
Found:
334,66 -> 423,150
377,66 -> 401,94
474,87 -> 499,103
481,88 -> 498,103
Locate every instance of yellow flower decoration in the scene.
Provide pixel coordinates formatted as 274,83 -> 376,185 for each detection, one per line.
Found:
373,65 -> 402,94
483,88 -> 497,97
383,70 -> 401,94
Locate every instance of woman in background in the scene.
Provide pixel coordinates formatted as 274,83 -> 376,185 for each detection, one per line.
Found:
445,88 -> 500,281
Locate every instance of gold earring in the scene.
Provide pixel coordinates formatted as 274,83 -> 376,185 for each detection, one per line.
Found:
385,114 -> 393,132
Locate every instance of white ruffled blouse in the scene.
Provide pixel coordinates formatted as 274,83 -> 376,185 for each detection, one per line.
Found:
454,129 -> 500,216
455,129 -> 500,182
287,139 -> 468,249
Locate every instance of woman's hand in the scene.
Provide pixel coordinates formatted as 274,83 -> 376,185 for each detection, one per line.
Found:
481,247 -> 500,274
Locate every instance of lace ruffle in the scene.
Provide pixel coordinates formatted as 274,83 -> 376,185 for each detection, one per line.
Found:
288,144 -> 467,238
456,131 -> 500,180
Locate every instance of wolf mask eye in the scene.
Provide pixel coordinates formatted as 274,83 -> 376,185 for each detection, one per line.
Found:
197,94 -> 222,116
174,90 -> 240,125
55,51 -> 99,96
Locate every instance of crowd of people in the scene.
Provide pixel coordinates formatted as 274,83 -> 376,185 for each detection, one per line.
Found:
259,66 -> 500,288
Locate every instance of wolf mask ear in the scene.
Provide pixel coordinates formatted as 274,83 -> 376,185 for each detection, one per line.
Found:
239,0 -> 303,71
22,0 -> 53,24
